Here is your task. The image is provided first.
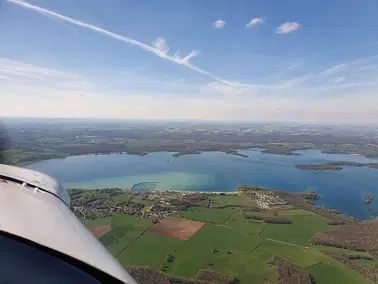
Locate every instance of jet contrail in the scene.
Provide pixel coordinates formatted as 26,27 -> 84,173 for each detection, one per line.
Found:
8,0 -> 248,87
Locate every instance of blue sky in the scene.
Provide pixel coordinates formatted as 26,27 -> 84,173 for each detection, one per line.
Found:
1,0 -> 378,123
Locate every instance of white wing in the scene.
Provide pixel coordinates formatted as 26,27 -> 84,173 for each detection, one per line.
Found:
0,164 -> 137,284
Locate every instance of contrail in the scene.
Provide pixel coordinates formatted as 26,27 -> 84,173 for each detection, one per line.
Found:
8,0 -> 248,87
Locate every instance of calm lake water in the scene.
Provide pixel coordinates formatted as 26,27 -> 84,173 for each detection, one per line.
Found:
27,149 -> 378,220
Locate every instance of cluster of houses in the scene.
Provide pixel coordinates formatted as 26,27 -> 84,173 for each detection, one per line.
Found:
70,191 -> 184,221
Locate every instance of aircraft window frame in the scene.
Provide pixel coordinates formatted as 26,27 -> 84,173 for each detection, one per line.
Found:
0,230 -> 126,284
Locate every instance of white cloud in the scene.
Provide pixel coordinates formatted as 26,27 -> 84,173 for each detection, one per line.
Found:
181,49 -> 200,63
245,17 -> 266,28
276,22 -> 301,34
213,20 -> 226,29
8,0 -> 244,87
333,77 -> 345,84
153,37 -> 169,54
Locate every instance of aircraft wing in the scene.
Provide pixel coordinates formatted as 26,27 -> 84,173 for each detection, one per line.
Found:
0,164 -> 137,284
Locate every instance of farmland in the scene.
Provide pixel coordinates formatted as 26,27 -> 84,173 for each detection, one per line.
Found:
117,233 -> 184,268
308,262 -> 371,284
261,210 -> 330,245
209,194 -> 258,208
75,188 -> 375,283
178,206 -> 238,224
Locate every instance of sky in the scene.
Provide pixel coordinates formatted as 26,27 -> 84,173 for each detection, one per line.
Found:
0,0 -> 378,123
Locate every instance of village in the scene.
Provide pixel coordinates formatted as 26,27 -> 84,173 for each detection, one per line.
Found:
69,188 -> 209,222
69,185 -> 292,223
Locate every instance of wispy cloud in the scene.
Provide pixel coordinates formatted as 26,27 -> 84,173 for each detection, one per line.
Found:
333,77 -> 345,84
213,20 -> 226,29
245,17 -> 266,28
8,0 -> 241,87
181,50 -> 200,63
321,63 -> 348,76
2,59 -> 378,123
0,75 -> 14,81
287,63 -> 301,70
0,58 -> 78,81
0,58 -> 94,94
276,22 -> 301,34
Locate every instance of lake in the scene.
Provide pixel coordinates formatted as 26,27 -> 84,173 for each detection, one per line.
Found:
27,149 -> 378,220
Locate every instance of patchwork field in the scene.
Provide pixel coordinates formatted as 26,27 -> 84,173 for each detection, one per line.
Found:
98,213 -> 152,250
79,190 -> 373,284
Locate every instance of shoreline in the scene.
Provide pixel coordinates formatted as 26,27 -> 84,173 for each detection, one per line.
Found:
20,147 -> 378,168
69,186 -> 378,221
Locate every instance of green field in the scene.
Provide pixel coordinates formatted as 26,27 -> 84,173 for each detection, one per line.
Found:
313,245 -> 372,257
179,206 -> 237,223
107,230 -> 143,256
307,262 -> 372,284
82,196 -> 374,283
261,210 -> 330,245
111,193 -> 134,204
110,213 -> 152,230
117,232 -> 184,268
85,216 -> 111,228
70,188 -> 97,199
209,194 -> 258,208
166,224 -> 265,282
165,226 -> 337,283
222,210 -> 266,235
252,240 -> 328,268
99,213 -> 152,249
242,210 -> 277,217
168,245 -> 276,283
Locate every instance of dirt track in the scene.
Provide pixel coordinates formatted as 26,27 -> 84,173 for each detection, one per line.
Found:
147,218 -> 204,240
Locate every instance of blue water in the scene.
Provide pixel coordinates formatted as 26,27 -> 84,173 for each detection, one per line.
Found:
27,149 -> 378,220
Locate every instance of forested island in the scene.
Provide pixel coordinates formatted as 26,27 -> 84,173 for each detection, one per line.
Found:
296,162 -> 378,171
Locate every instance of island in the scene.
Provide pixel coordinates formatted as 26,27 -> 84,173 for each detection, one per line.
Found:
172,149 -> 249,158
364,194 -> 375,205
68,185 -> 378,284
296,164 -> 343,171
262,147 -> 300,156
296,162 -> 378,171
